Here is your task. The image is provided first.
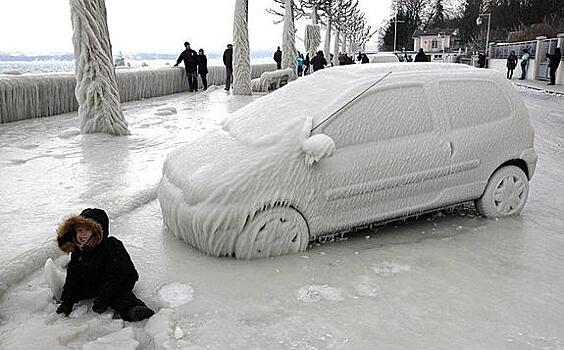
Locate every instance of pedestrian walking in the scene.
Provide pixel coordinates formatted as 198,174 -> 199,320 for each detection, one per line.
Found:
506,51 -> 517,79
55,208 -> 154,322
304,53 -> 310,75
174,42 -> 198,92
197,49 -> 208,90
223,44 -> 233,91
274,46 -> 282,70
414,48 -> 428,62
361,53 -> 369,64
310,50 -> 327,72
519,48 -> 531,80
546,47 -> 561,86
296,52 -> 304,77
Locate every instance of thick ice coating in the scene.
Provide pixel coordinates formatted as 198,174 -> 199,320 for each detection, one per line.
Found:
70,0 -> 129,135
157,63 -> 533,259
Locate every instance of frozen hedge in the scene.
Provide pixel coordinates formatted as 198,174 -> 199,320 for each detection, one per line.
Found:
0,63 -> 276,124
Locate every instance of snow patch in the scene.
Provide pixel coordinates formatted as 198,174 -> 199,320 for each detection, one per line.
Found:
158,283 -> 194,308
297,285 -> 344,303
82,327 -> 138,350
155,107 -> 178,116
371,261 -> 411,276
58,127 -> 81,139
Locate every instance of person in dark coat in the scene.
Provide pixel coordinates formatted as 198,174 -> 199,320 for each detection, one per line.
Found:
546,47 -> 561,86
223,44 -> 233,91
273,46 -> 282,70
55,208 -> 154,322
478,52 -> 487,68
304,53 -> 310,75
174,42 -> 198,92
310,51 -> 327,72
361,54 -> 369,64
506,51 -> 517,79
197,48 -> 208,90
414,48 -> 428,62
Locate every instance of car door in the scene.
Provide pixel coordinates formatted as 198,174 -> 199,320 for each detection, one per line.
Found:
309,81 -> 452,234
435,78 -> 517,203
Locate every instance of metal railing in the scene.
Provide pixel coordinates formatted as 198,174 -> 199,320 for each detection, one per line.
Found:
490,40 -> 537,59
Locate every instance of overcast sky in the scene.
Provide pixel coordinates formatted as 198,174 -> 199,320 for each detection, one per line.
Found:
0,0 -> 393,54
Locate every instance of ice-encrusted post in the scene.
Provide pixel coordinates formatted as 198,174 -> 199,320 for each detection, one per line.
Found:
233,0 -> 252,95
333,27 -> 340,66
281,0 -> 297,75
324,14 -> 333,64
69,0 -> 129,135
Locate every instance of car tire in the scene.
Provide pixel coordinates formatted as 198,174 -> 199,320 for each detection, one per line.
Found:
235,206 -> 309,259
475,165 -> 529,218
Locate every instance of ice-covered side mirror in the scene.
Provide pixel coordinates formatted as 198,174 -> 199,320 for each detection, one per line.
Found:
301,134 -> 336,167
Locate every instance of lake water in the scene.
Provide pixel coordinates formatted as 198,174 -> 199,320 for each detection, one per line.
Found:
0,58 -> 273,75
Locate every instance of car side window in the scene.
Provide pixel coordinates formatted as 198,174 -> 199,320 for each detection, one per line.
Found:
439,80 -> 511,129
322,85 -> 434,148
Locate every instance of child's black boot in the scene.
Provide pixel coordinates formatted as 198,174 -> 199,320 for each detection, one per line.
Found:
122,305 -> 155,322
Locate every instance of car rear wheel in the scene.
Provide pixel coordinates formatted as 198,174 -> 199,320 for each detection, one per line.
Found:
235,206 -> 309,259
475,165 -> 529,218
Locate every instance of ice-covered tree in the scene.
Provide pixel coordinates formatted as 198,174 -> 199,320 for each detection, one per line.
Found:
233,0 -> 252,95
282,0 -> 297,74
70,0 -> 129,135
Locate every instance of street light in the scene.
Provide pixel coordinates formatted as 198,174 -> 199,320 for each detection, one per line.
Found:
476,13 -> 491,57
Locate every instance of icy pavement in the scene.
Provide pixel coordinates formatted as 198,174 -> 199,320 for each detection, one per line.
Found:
0,85 -> 564,349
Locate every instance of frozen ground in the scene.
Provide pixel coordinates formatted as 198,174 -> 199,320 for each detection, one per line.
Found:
0,85 -> 563,349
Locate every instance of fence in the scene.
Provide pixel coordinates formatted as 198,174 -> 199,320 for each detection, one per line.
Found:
490,40 -> 538,59
0,63 -> 277,124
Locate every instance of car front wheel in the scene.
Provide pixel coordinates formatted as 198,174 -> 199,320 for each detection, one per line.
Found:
475,165 -> 529,218
235,206 -> 310,259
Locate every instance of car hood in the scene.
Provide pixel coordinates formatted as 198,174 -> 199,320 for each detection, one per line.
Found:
162,124 -> 308,205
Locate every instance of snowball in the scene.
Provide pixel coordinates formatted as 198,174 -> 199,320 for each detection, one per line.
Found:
158,283 -> 194,308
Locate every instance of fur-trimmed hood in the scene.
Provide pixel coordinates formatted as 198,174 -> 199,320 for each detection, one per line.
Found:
56,215 -> 104,253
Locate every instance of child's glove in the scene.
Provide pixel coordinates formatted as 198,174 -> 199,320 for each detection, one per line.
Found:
92,298 -> 109,314
56,303 -> 73,316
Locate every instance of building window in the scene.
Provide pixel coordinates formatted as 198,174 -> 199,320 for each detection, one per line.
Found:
432,39 -> 438,49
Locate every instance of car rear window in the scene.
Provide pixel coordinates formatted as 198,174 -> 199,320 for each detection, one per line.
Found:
322,85 -> 434,147
439,80 -> 511,129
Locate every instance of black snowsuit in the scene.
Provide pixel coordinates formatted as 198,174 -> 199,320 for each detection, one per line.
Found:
274,49 -> 282,69
197,54 -> 208,90
56,208 -> 153,321
176,48 -> 198,91
547,48 -> 561,85
223,47 -> 233,90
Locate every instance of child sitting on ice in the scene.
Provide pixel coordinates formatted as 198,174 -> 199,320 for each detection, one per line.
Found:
54,208 -> 154,321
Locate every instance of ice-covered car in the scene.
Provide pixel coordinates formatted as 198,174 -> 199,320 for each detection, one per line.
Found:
368,53 -> 401,63
158,63 -> 537,259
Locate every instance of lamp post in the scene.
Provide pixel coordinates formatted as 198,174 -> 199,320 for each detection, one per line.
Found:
476,13 -> 491,57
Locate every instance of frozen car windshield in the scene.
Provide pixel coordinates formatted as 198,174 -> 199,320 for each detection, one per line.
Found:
222,67 -> 390,145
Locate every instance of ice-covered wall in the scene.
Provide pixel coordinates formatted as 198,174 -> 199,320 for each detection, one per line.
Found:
0,63 -> 276,124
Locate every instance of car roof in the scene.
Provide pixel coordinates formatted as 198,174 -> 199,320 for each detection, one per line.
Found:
225,63 -> 501,142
